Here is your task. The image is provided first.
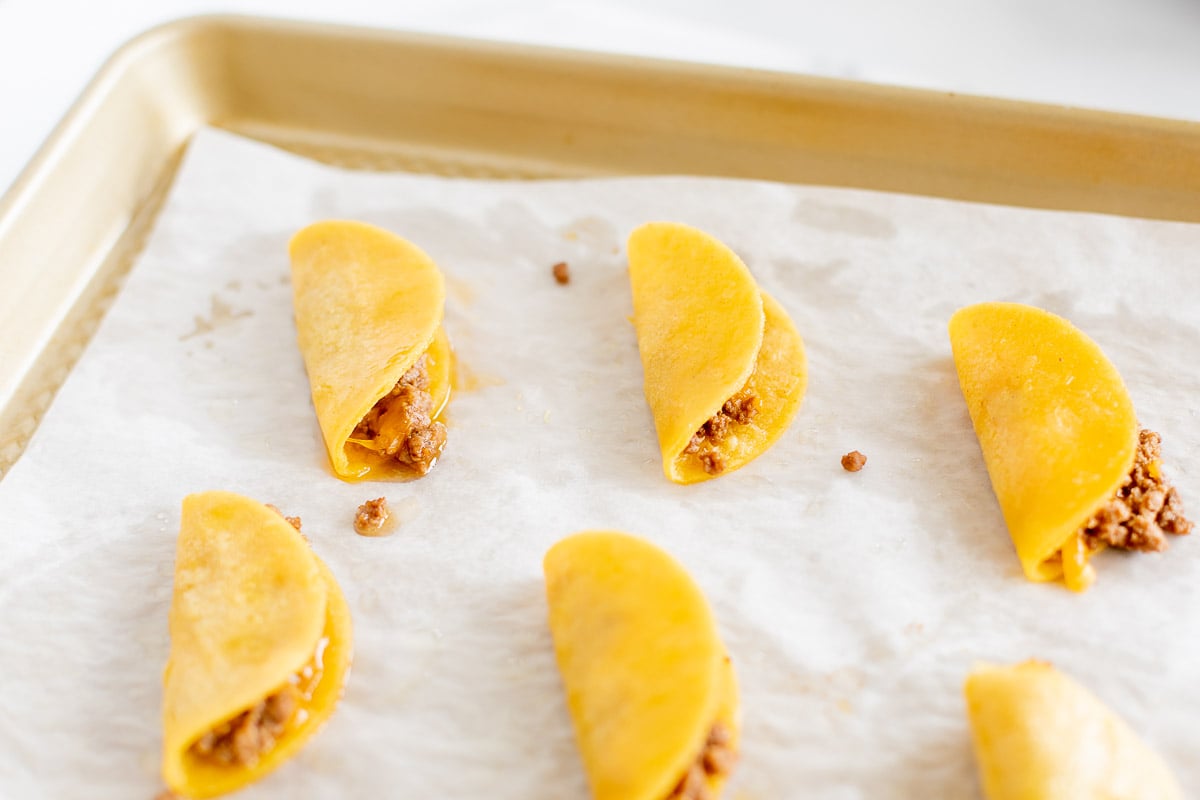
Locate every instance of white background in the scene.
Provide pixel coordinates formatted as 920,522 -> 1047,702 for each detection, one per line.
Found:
3,0 -> 1200,196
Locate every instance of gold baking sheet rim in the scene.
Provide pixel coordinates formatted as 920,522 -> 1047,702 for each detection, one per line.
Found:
1,14 -> 1199,479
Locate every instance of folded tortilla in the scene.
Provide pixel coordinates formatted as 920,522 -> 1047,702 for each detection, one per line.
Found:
965,661 -> 1182,800
289,220 -> 452,481
162,491 -> 352,798
949,302 -> 1138,591
544,531 -> 739,800
628,222 -> 806,484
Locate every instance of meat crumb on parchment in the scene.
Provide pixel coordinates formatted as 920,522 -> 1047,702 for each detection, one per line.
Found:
841,451 -> 867,473
354,497 -> 392,536
552,262 -> 571,285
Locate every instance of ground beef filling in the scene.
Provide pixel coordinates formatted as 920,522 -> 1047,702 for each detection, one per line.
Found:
1080,429 -> 1193,552
682,389 -> 760,475
666,723 -> 737,800
190,639 -> 327,768
190,685 -> 300,767
353,354 -> 447,475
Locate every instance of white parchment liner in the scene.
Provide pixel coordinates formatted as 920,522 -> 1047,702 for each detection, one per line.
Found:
1,128 -> 1197,798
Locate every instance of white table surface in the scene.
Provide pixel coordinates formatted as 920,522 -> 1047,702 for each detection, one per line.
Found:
2,0 -> 1200,198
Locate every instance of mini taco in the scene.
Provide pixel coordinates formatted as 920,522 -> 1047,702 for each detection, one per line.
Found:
965,660 -> 1182,800
627,222 -> 806,484
949,302 -> 1191,591
290,220 -> 452,481
544,531 -> 739,800
161,491 -> 352,798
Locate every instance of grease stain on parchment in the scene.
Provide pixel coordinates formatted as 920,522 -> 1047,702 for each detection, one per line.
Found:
794,198 -> 898,240
454,358 -> 506,393
180,295 -> 252,340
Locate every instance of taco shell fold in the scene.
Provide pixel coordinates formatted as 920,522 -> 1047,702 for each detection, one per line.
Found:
544,531 -> 739,800
949,302 -> 1138,590
965,661 -> 1182,800
162,491 -> 352,798
628,222 -> 806,484
290,220 -> 450,481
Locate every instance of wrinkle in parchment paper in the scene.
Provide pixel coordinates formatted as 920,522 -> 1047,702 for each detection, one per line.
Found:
0,127 -> 1198,799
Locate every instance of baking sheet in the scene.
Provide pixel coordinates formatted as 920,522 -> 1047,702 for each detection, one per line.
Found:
1,126 -> 1198,798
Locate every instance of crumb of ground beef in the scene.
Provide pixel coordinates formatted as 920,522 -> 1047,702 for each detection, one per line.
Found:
1081,428 -> 1193,552
191,685 -> 299,767
265,504 -> 302,531
841,451 -> 867,472
353,355 -> 447,475
699,451 -> 726,475
354,497 -> 391,536
552,262 -> 571,285
682,388 -> 759,474
700,723 -> 737,775
666,723 -> 738,800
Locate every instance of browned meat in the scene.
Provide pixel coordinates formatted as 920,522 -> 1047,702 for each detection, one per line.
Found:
190,685 -> 300,767
699,451 -> 727,476
682,388 -> 760,475
552,261 -> 571,285
669,764 -> 708,800
1081,429 -> 1193,552
721,392 -> 759,424
353,355 -> 447,475
265,504 -> 302,531
841,450 -> 867,472
354,497 -> 391,536
700,723 -> 737,776
665,722 -> 738,800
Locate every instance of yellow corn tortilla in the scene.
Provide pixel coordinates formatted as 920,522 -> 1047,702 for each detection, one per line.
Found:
965,661 -> 1182,800
162,491 -> 353,798
290,220 -> 451,481
949,302 -> 1138,591
544,531 -> 740,800
628,222 -> 806,484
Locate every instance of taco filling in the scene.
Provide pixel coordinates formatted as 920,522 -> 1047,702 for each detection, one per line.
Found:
190,638 -> 329,768
682,388 -> 760,475
667,723 -> 738,800
1080,428 -> 1192,553
350,355 -> 447,475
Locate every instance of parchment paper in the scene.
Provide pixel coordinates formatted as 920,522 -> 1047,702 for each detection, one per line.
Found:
1,127 -> 1198,799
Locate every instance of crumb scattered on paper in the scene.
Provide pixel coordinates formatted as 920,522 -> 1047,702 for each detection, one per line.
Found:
354,497 -> 393,537
552,262 -> 570,285
841,450 -> 867,472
